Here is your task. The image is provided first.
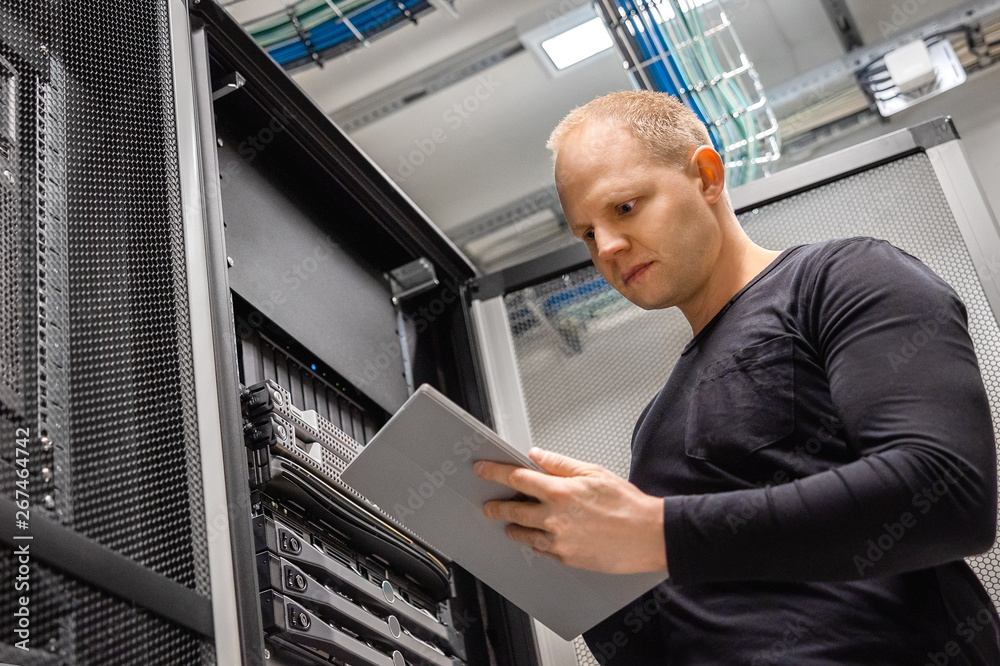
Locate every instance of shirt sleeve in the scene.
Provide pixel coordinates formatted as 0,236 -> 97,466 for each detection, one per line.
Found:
661,238 -> 998,584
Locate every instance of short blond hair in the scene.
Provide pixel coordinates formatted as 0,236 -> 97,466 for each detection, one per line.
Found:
547,90 -> 711,170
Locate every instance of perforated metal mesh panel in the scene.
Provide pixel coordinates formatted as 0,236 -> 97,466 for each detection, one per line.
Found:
1,0 -> 214,660
0,53 -> 22,421
503,152 -> 1000,665
0,45 -> 25,517
503,277 -> 685,480
0,554 -> 214,665
60,0 -> 210,593
504,253 -> 687,666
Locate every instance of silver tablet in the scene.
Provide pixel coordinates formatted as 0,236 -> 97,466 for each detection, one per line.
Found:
340,383 -> 668,640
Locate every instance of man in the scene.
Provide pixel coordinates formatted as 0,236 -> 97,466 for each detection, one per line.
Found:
473,90 -> 1000,664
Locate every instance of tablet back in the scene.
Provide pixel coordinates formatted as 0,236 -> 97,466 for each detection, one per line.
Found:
340,384 -> 668,641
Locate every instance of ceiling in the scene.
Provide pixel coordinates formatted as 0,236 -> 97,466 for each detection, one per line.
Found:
222,0 -> 976,269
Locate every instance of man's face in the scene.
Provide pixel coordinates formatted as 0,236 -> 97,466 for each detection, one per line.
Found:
555,121 -> 723,311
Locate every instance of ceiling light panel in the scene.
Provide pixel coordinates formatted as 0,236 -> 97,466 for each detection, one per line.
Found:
540,17 -> 614,70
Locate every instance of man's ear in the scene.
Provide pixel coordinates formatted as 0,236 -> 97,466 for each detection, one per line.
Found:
691,146 -> 726,205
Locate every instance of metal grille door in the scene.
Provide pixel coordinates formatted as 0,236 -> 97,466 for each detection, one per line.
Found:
0,0 -> 217,662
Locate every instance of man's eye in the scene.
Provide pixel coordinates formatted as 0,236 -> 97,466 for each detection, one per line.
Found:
616,200 -> 636,215
583,230 -> 595,241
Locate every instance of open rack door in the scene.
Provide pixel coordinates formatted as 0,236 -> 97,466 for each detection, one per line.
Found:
0,0 -> 241,662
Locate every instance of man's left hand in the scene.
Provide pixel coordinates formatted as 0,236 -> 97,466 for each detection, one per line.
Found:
474,447 -> 667,574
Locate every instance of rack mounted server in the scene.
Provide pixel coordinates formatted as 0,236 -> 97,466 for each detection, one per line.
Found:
242,379 -> 466,665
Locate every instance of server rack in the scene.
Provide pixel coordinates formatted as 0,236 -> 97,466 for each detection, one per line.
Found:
0,0 -> 541,663
469,117 -> 1000,666
0,0 -> 225,662
186,2 -> 541,665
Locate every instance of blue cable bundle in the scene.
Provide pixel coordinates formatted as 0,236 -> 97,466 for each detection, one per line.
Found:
269,0 -> 427,67
601,0 -> 780,185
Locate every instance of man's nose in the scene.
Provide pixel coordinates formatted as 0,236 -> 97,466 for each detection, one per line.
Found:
594,227 -> 628,259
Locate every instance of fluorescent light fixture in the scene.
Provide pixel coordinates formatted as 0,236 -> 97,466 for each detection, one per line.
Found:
540,17 -> 613,70
518,5 -> 615,77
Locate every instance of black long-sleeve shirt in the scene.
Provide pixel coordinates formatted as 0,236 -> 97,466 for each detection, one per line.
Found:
582,237 -> 1000,665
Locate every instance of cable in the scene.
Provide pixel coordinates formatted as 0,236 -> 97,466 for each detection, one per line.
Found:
246,0 -> 429,68
599,0 -> 780,185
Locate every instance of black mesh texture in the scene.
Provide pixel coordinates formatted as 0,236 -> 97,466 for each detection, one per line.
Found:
0,554 -> 214,665
0,53 -> 22,421
1,0 -> 215,660
503,153 -> 1000,665
0,46 -> 25,507
34,53 -> 71,515
55,0 -> 211,595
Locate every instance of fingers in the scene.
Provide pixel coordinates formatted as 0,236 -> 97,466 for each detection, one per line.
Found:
503,524 -> 560,560
473,448 -> 599,496
481,495 -> 561,558
474,460 -> 562,497
528,447 -> 596,478
483,498 -> 548,530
